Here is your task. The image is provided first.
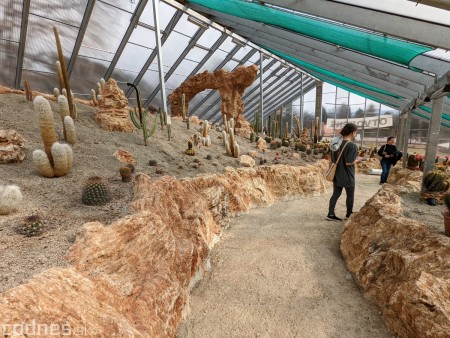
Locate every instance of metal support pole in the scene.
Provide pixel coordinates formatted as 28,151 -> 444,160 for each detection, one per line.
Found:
152,0 -> 168,117
375,103 -> 382,148
333,86 -> 337,137
300,74 -> 304,131
402,111 -> 412,169
14,0 -> 31,89
346,90 -> 350,123
361,98 -> 367,148
423,96 -> 444,177
259,52 -> 264,133
290,100 -> 294,137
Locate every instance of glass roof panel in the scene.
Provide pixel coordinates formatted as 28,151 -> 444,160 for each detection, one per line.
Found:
196,28 -> 222,49
100,0 -> 136,13
23,16 -> 78,74
185,47 -> 208,64
232,47 -> 253,61
0,40 -> 18,88
173,58 -> 202,77
70,56 -> 111,94
139,1 -> 177,28
1,1 -> 22,41
29,0 -> 86,27
116,43 -> 154,74
174,13 -> 204,36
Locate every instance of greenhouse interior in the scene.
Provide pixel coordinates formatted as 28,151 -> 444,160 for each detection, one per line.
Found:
1,0 -> 450,337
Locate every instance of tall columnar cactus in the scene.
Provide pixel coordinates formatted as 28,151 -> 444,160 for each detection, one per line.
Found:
24,80 -> 33,101
221,118 -> 239,158
253,110 -> 260,133
91,89 -> 98,106
53,88 -> 60,99
0,185 -> 23,215
32,96 -> 73,178
58,95 -> 76,144
202,120 -> 209,138
181,93 -> 186,122
99,78 -> 105,91
53,27 -> 75,119
55,61 -> 65,93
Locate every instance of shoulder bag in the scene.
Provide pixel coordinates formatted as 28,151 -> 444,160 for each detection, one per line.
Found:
325,141 -> 350,182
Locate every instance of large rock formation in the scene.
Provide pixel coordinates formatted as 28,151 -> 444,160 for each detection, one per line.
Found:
355,158 -> 381,174
95,79 -> 134,132
0,129 -> 26,163
341,182 -> 450,337
0,162 -> 329,337
168,65 -> 258,128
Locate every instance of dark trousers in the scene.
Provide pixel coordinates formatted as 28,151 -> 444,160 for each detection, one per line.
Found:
380,159 -> 392,183
328,184 -> 355,216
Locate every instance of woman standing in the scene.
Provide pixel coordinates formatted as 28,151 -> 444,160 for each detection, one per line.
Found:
378,136 -> 397,184
327,123 -> 362,221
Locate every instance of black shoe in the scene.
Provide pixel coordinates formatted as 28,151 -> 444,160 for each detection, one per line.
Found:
326,215 -> 342,222
344,212 -> 353,220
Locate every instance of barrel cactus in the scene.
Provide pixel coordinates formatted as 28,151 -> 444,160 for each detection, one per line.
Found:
423,170 -> 450,192
0,185 -> 23,215
16,215 -> 46,237
81,176 -> 111,206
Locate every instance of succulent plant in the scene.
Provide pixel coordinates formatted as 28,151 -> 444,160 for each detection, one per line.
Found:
81,176 -> 111,206
119,166 -> 132,182
126,163 -> 135,173
249,132 -> 255,143
148,160 -> 157,166
0,185 -> 23,215
185,140 -> 195,156
299,145 -> 307,152
281,139 -> 289,147
424,170 -> 450,192
265,136 -> 272,143
16,215 -> 46,237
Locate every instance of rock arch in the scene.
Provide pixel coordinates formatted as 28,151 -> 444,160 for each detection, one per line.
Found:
168,65 -> 258,127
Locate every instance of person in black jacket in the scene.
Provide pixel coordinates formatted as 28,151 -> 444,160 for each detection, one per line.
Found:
326,123 -> 363,222
378,136 -> 397,184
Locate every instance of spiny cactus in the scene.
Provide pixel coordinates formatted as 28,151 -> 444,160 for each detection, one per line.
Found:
81,176 -> 111,206
119,166 -> 132,182
424,170 -> 450,192
53,87 -> 60,99
16,215 -> 46,237
202,120 -> 209,138
32,96 -> 73,177
0,185 -> 23,215
185,140 -> 195,156
55,61 -> 64,93
127,83 -> 158,146
91,89 -> 98,106
58,95 -> 76,144
24,80 -> 33,101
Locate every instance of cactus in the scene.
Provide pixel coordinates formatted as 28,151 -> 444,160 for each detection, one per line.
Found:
64,116 -> 76,145
81,176 -> 111,206
282,138 -> 289,147
119,166 -> 132,182
0,185 -> 22,215
58,95 -> 69,140
233,142 -> 240,158
24,80 -> 33,101
16,215 -> 46,237
181,93 -> 186,121
126,163 -> 135,174
53,27 -> 75,119
202,120 -> 209,138
55,61 -> 65,93
424,170 -> 450,192
97,82 -> 102,95
33,96 -> 73,177
99,78 -> 105,91
253,111 -> 260,133
249,132 -> 255,143
53,88 -> 60,99
91,89 -> 98,106
185,140 -> 195,156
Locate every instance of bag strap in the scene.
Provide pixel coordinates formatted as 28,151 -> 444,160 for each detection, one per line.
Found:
333,141 -> 350,164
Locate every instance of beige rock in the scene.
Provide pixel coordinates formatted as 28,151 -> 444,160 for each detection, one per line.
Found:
0,163 -> 329,337
256,138 -> 267,152
291,153 -> 300,160
341,185 -> 450,338
168,66 -> 258,128
0,129 -> 26,163
247,150 -> 259,158
113,150 -> 136,164
239,155 -> 255,168
95,79 -> 134,132
387,166 -> 422,192
355,158 -> 381,174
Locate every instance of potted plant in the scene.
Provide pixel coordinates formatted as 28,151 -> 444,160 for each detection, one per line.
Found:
443,193 -> 450,237
407,153 -> 424,170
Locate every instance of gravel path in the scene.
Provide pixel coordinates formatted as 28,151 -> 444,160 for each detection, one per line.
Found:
180,174 -> 394,338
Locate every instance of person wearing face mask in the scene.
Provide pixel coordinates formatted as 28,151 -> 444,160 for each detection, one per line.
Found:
326,123 -> 362,222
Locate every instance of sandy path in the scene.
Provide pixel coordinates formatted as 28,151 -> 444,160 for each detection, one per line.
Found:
179,174 -> 393,338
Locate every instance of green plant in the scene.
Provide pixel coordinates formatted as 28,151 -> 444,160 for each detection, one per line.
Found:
265,136 -> 272,143
127,83 -> 158,146
119,166 -> 132,182
81,176 -> 111,206
126,163 -> 135,174
423,170 -> 450,192
299,145 -> 307,152
16,215 -> 46,237
281,139 -> 289,147
249,132 -> 255,143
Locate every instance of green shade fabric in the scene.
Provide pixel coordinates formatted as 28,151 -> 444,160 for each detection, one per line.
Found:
188,0 -> 433,66
267,48 -> 403,101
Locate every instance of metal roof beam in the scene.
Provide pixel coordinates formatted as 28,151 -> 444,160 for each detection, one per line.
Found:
125,10 -> 183,97
104,0 -> 148,81
67,0 -> 96,78
14,0 -> 31,89
264,0 -> 450,50
144,27 -> 207,105
191,7 -> 435,87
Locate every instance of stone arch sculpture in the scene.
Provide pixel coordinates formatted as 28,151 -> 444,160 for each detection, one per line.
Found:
168,65 -> 258,127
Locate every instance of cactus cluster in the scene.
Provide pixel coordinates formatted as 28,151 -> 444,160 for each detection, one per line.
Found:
32,96 -> 73,178
221,117 -> 240,158
91,78 -> 105,106
0,185 -> 23,215
185,140 -> 195,156
424,170 -> 450,192
16,215 -> 46,237
81,176 -> 111,206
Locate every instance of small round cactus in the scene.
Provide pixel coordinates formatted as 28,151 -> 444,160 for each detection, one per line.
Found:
16,215 -> 46,237
81,176 -> 111,206
119,166 -> 132,182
